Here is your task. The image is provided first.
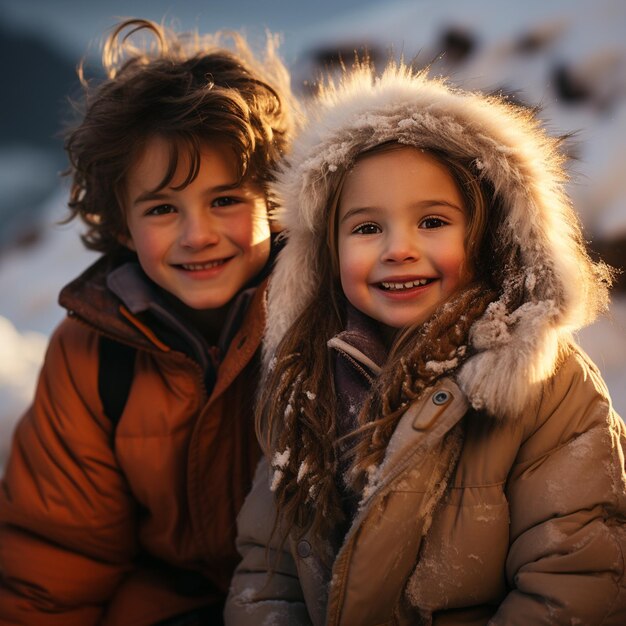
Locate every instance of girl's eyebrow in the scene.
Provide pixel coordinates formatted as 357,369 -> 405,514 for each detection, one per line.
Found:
339,200 -> 464,223
424,200 -> 465,212
339,206 -> 372,224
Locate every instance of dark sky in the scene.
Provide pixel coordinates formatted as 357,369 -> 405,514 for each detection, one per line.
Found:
0,0 -> 388,62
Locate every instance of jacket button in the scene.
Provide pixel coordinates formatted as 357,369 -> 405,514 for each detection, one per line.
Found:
432,390 -> 451,405
296,540 -> 311,558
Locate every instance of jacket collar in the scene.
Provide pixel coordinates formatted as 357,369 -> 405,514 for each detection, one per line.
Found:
327,305 -> 387,444
59,254 -> 260,369
107,261 -> 255,370
327,304 -> 387,382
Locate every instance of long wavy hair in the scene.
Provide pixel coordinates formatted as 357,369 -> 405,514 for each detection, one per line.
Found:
257,143 -> 503,539
63,18 -> 296,255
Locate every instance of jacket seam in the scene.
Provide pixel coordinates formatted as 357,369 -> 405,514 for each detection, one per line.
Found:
327,535 -> 356,626
333,349 -> 376,385
364,387 -> 465,503
598,525 -> 625,625
514,421 -> 608,471
448,480 -> 506,490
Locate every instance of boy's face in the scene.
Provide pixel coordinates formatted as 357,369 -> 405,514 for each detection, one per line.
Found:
337,147 -> 468,329
123,137 -> 271,311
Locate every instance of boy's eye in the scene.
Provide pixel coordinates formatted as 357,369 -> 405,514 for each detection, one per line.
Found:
212,196 -> 240,208
420,216 -> 448,229
352,222 -> 381,235
145,204 -> 176,216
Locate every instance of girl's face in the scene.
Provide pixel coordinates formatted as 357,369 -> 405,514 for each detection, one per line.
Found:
337,146 -> 469,330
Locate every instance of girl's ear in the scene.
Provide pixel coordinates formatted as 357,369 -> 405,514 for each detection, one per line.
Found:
265,199 -> 284,233
269,218 -> 283,234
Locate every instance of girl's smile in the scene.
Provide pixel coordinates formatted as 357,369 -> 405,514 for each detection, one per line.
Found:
375,275 -> 436,299
337,146 -> 469,329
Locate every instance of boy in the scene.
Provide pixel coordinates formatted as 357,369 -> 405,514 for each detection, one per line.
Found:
0,18 -> 294,626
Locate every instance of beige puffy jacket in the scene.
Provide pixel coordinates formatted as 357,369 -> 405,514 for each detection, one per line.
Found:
227,345 -> 626,625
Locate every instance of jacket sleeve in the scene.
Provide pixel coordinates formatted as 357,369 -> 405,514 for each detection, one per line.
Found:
224,457 -> 312,626
490,349 -> 626,625
0,320 -> 138,626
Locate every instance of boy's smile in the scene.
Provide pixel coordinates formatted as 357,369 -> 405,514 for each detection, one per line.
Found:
337,147 -> 468,329
123,136 -> 271,314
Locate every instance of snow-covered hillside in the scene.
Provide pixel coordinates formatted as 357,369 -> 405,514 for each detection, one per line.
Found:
0,190 -> 97,463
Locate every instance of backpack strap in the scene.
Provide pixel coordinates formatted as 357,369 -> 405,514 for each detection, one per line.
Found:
98,335 -> 136,426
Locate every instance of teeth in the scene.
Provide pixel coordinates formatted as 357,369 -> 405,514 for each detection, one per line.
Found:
381,279 -> 430,290
181,259 -> 225,270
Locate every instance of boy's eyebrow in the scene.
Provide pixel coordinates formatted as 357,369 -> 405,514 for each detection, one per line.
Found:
211,182 -> 243,193
132,190 -> 169,205
131,181 -> 242,205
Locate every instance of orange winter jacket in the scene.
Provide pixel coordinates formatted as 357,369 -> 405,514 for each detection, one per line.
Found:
0,254 -> 265,626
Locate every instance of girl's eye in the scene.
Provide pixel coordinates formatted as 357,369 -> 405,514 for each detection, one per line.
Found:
212,196 -> 240,208
352,222 -> 381,235
420,216 -> 448,229
145,204 -> 176,216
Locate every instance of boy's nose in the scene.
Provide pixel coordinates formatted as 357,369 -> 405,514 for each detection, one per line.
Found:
180,214 -> 220,249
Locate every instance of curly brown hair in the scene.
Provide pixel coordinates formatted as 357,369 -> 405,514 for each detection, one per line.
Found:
63,18 -> 297,254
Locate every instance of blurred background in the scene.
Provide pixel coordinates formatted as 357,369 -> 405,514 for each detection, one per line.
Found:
1,0 -> 625,466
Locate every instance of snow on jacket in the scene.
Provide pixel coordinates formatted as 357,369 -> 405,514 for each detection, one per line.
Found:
0,253 -> 265,626
225,66 -> 626,624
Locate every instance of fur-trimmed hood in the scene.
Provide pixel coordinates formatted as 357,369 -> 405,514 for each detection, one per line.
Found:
265,64 -> 611,419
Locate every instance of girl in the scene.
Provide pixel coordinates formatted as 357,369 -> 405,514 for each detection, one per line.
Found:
225,64 -> 626,625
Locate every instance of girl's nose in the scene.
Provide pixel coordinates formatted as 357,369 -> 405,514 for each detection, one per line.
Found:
381,230 -> 420,263
179,213 -> 220,249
